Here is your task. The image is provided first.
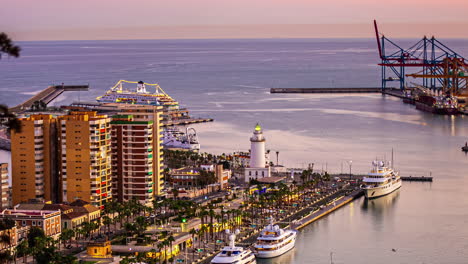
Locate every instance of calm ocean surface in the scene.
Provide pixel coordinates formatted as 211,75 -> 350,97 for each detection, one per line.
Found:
1,39 -> 468,263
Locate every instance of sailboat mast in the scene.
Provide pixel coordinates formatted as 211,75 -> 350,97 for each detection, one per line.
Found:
391,148 -> 394,169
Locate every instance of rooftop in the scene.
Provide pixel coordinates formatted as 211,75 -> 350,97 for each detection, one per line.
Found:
1,209 -> 60,217
256,176 -> 286,184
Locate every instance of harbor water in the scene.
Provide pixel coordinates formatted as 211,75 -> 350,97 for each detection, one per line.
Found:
1,39 -> 468,263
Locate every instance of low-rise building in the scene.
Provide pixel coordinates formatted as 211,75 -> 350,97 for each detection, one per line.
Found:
42,204 -> 88,230
170,164 -> 231,190
0,164 -> 10,210
0,209 -> 61,238
70,199 -> 101,222
15,200 -> 100,231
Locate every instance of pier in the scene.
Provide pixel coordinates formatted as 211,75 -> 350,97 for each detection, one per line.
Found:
401,176 -> 433,182
163,118 -> 214,127
10,84 -> 89,113
293,189 -> 363,230
270,87 -> 383,93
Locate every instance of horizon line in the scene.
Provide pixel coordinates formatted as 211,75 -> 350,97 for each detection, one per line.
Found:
7,23 -> 468,41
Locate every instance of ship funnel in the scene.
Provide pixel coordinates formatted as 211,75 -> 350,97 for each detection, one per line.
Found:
137,81 -> 146,93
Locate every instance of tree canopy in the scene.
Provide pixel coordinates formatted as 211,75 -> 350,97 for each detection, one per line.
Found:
0,32 -> 20,59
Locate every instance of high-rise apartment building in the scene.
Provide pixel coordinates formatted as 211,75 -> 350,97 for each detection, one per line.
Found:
57,112 -> 112,209
109,105 -> 164,197
110,115 -> 155,204
0,163 -> 10,209
11,115 -> 57,205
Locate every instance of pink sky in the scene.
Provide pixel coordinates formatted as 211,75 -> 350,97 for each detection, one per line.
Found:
3,0 -> 468,40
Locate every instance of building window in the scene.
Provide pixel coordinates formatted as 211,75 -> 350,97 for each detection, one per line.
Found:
22,221 -> 26,226
255,171 -> 258,176
32,221 -> 36,226
37,221 -> 42,226
249,171 -> 251,176
262,171 -> 264,177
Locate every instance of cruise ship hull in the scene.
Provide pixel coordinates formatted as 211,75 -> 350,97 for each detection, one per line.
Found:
254,233 -> 297,258
363,179 -> 402,199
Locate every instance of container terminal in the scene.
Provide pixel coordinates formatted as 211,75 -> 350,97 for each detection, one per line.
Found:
271,20 -> 468,116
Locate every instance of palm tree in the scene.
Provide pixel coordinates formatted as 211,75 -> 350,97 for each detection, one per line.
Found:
188,228 -> 197,259
102,215 -> 113,235
0,33 -> 21,59
156,242 -> 164,264
166,235 -> 175,261
59,229 -> 75,249
16,240 -> 28,263
0,105 -> 21,134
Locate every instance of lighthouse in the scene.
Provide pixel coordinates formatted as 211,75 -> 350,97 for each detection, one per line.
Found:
245,123 -> 271,182
250,123 -> 266,168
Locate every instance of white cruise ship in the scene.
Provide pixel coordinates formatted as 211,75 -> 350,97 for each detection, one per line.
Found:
211,230 -> 256,264
253,219 -> 298,258
361,160 -> 402,199
96,80 -> 179,111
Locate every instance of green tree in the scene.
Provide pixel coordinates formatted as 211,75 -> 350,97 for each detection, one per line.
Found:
0,33 -> 20,58
0,105 -> 21,134
0,33 -> 21,133
59,229 -> 75,249
16,240 -> 29,263
27,227 -> 46,248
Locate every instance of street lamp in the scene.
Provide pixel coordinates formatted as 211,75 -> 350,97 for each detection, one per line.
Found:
347,160 -> 352,181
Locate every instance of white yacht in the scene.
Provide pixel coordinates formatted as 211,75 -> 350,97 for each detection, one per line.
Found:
361,160 -> 402,199
253,218 -> 298,258
211,230 -> 256,264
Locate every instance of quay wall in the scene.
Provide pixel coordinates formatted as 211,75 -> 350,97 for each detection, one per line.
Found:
295,189 -> 363,230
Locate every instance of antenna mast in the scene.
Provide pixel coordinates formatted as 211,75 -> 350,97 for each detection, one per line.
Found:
391,148 -> 394,169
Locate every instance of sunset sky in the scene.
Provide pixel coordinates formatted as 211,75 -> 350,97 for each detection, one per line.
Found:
3,0 -> 468,40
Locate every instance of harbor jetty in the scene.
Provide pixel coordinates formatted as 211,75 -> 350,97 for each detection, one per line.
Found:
293,189 -> 363,230
400,176 -> 433,182
9,84 -> 89,113
335,173 -> 434,182
270,87 -> 383,93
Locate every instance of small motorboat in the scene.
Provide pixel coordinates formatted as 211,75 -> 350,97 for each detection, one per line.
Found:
462,142 -> 468,152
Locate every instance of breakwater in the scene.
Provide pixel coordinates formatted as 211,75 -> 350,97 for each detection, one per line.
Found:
270,87 -> 383,93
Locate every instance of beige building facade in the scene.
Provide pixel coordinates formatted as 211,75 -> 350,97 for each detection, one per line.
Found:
58,112 -> 112,209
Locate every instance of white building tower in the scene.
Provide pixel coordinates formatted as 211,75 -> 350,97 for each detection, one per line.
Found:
250,123 -> 266,168
245,123 -> 271,182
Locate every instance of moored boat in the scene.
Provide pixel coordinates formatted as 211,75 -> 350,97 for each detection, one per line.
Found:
211,230 -> 256,264
253,218 -> 297,258
361,160 -> 402,199
415,95 -> 459,115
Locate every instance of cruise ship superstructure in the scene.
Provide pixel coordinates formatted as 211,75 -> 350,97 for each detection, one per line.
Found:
96,80 -> 179,111
361,160 -> 402,199
253,218 -> 297,258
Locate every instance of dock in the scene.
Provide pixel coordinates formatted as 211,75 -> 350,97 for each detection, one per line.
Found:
293,189 -> 363,230
10,84 -> 89,113
163,118 -> 214,127
270,87 -> 383,93
400,176 -> 433,182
